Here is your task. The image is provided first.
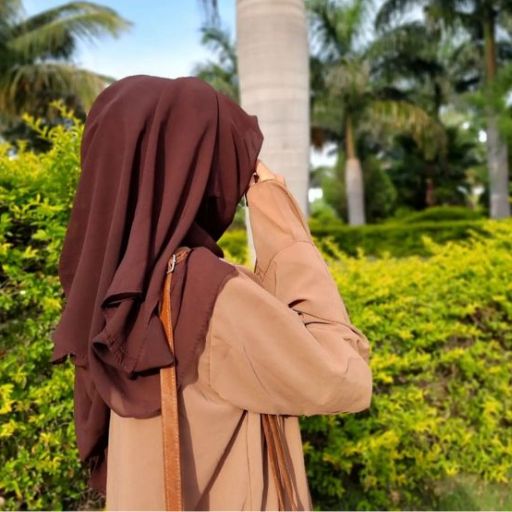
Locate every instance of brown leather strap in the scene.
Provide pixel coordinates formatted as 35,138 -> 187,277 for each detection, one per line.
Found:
159,247 -> 297,511
262,415 -> 285,510
272,415 -> 297,509
159,247 -> 191,511
262,414 -> 299,510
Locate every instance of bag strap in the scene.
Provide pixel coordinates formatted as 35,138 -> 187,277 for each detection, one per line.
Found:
159,247 -> 191,512
262,414 -> 299,510
159,247 -> 298,511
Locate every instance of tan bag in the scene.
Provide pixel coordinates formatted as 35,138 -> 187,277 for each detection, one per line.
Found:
159,249 -> 298,511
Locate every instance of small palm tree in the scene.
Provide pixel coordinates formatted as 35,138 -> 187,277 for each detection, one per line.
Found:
308,0 -> 445,225
0,0 -> 131,132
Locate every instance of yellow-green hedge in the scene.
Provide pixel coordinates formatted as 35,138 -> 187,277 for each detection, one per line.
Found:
222,218 -> 489,261
1,106 -> 511,510
300,223 -> 512,509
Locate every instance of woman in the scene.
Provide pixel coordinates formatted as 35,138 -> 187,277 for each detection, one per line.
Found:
50,75 -> 372,511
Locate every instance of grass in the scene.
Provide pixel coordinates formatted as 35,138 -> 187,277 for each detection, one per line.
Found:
433,474 -> 512,510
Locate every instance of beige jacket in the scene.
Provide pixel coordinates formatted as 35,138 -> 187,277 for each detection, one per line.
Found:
105,178 -> 372,511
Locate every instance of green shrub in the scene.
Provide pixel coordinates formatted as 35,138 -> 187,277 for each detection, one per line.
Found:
219,229 -> 247,264
0,103 -> 102,511
311,219 -> 488,258
396,206 -> 485,224
309,196 -> 343,224
1,107 -> 510,511
225,220 -> 489,259
301,220 -> 512,510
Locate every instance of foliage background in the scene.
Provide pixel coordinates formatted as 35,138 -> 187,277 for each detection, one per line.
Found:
0,109 -> 511,511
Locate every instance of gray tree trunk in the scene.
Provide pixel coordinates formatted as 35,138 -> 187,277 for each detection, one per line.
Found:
236,0 -> 310,267
345,157 -> 366,225
486,113 -> 511,218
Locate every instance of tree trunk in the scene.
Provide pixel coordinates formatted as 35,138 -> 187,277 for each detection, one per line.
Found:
345,115 -> 365,225
345,158 -> 365,225
486,113 -> 510,218
483,12 -> 510,218
236,0 -> 309,211
236,0 -> 310,265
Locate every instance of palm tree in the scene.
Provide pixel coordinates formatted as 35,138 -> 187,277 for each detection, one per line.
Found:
0,0 -> 131,133
308,0 -> 445,225
192,24 -> 239,101
377,0 -> 512,218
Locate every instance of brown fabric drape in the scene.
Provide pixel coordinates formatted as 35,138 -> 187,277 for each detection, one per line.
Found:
50,75 -> 263,495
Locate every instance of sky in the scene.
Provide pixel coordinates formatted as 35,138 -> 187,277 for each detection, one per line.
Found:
23,0 -> 237,80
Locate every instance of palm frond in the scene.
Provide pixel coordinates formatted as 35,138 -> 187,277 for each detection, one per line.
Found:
0,0 -> 21,43
366,99 -> 447,159
0,0 -> 22,25
0,62 -> 109,117
192,21 -> 237,100
368,21 -> 446,90
375,0 -> 423,30
448,39 -> 483,92
310,71 -> 351,148
198,24 -> 236,71
369,20 -> 432,58
197,0 -> 220,25
325,58 -> 372,112
9,1 -> 132,61
307,0 -> 349,61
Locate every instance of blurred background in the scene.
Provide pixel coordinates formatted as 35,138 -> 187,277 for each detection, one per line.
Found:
0,1 -> 510,511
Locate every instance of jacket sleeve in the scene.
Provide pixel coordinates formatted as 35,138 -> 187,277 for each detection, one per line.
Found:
206,178 -> 372,417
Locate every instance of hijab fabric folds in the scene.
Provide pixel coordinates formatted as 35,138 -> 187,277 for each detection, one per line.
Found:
50,75 -> 263,495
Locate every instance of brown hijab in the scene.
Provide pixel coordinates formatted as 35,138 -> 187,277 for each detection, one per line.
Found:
50,75 -> 263,495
